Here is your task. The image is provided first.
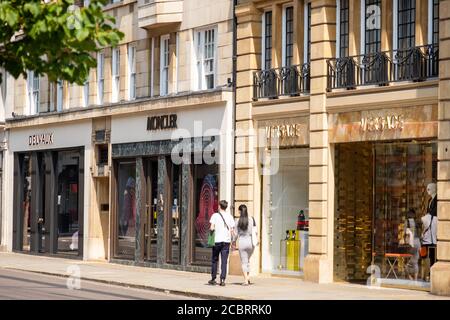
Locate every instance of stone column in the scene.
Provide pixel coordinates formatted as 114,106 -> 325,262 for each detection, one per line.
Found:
431,0 -> 450,296
157,156 -> 168,265
235,2 -> 260,275
304,0 -> 336,283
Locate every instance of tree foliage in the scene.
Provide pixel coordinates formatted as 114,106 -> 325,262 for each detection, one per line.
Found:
0,0 -> 124,85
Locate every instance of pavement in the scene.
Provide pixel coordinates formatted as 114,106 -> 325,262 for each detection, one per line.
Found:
0,269 -> 192,300
0,252 -> 449,300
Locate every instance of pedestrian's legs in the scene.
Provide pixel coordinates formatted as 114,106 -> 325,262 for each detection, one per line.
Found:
429,246 -> 436,267
220,243 -> 230,281
211,243 -> 222,281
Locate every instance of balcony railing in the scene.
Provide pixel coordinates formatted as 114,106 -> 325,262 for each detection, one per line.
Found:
253,63 -> 310,100
327,45 -> 439,91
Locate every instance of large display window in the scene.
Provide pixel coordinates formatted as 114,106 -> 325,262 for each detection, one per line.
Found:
334,141 -> 437,289
262,148 -> 309,275
192,162 -> 219,265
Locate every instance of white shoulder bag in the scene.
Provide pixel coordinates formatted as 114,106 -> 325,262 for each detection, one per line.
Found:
251,217 -> 259,247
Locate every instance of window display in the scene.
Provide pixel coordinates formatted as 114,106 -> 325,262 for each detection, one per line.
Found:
334,141 -> 437,288
262,148 -> 309,275
193,162 -> 219,265
116,161 -> 136,259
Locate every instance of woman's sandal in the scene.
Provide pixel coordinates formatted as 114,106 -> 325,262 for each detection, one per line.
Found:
242,282 -> 249,286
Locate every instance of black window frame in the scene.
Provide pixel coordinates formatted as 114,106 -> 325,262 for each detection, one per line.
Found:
397,0 -> 416,50
307,3 -> 311,63
432,0 -> 439,46
339,0 -> 350,57
364,0 -> 382,54
285,6 -> 294,66
264,11 -> 273,70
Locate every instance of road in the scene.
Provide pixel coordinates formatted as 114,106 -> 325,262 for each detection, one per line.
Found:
0,269 -> 195,300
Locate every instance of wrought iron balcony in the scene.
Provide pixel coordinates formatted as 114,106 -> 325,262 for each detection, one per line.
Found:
327,45 -> 439,91
253,63 -> 310,100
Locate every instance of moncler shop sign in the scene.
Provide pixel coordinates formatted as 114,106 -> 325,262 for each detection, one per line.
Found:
28,133 -> 54,146
147,114 -> 177,131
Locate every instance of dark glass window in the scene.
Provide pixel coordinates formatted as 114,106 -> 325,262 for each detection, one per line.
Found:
432,0 -> 439,46
264,11 -> 273,70
307,3 -> 311,62
397,0 -> 416,50
365,0 -> 381,54
285,7 -> 294,66
339,0 -> 350,57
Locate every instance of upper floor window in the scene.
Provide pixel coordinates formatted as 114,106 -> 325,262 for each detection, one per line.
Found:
195,27 -> 216,90
1,68 -> 7,105
160,35 -> 170,96
430,0 -> 439,46
262,11 -> 273,70
97,52 -> 104,105
283,6 -> 294,66
27,71 -> 39,115
56,79 -> 64,112
305,3 -> 311,63
83,77 -> 90,108
337,0 -> 350,58
397,0 -> 416,50
128,44 -> 136,100
112,47 -> 120,103
363,0 -> 381,54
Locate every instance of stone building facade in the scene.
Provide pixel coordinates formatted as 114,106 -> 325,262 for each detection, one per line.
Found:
235,0 -> 450,295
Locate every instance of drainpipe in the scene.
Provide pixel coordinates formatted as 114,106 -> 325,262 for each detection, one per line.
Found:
231,0 -> 237,217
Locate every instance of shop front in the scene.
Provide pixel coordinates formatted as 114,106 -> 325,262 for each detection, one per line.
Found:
110,105 -> 232,271
329,105 -> 438,289
259,116 -> 310,276
8,121 -> 91,258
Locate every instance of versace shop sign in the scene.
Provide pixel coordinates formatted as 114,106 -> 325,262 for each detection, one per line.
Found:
28,133 -> 54,146
259,117 -> 309,147
329,105 -> 437,143
147,114 -> 177,131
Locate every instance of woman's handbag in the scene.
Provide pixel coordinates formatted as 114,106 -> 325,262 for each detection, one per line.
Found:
207,230 -> 215,248
251,217 -> 259,247
419,245 -> 427,258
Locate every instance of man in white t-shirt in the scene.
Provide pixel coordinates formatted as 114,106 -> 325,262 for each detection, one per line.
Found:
208,200 -> 235,286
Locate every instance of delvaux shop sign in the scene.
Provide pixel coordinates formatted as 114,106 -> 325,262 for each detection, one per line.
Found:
28,133 -> 54,146
259,116 -> 309,147
328,105 -> 437,143
147,114 -> 177,131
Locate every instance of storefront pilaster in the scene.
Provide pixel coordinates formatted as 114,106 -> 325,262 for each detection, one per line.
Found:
157,155 -> 168,265
431,0 -> 450,296
180,163 -> 192,266
304,0 -> 336,284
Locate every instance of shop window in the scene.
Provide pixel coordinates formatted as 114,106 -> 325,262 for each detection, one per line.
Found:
116,161 -> 136,259
192,162 -> 219,265
21,155 -> 32,252
334,142 -> 437,289
262,148 -> 309,275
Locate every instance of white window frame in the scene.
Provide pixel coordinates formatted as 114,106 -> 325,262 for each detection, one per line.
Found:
128,44 -> 136,100
175,32 -> 179,94
393,0 -> 398,52
160,35 -> 170,96
83,76 -> 90,108
112,47 -> 120,103
427,0 -> 435,45
27,70 -> 39,115
56,79 -> 63,111
151,37 -> 155,97
97,52 -> 104,105
194,26 -> 217,91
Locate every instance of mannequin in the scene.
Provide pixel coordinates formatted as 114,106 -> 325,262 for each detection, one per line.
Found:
426,183 -> 437,217
421,182 -> 437,273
